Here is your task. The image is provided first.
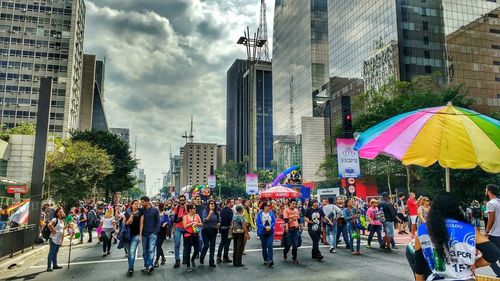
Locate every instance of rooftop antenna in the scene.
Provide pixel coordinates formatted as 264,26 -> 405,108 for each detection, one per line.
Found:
237,26 -> 266,62
289,74 -> 295,135
134,135 -> 138,157
257,0 -> 270,62
182,116 -> 195,143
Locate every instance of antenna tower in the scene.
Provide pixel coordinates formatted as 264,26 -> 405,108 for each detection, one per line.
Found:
182,116 -> 195,143
289,74 -> 295,134
237,26 -> 266,62
257,0 -> 270,62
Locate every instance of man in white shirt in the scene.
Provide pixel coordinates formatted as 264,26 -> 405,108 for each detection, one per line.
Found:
323,197 -> 342,253
485,184 -> 500,277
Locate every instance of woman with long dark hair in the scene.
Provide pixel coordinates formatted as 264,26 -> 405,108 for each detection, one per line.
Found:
413,192 -> 500,281
123,200 -> 142,276
154,202 -> 169,267
183,203 -> 202,272
46,208 -> 66,271
200,199 -> 220,268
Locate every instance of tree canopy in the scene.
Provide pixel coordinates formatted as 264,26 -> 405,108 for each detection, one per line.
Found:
0,123 -> 35,141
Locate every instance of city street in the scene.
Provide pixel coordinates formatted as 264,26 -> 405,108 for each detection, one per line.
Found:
6,231 -> 417,281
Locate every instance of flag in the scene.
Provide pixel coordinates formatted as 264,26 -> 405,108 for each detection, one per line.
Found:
9,202 -> 29,225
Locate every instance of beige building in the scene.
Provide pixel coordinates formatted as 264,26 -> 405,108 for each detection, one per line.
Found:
181,143 -> 217,188
446,8 -> 500,115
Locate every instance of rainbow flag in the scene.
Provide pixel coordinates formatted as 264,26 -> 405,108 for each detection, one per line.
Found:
9,201 -> 29,225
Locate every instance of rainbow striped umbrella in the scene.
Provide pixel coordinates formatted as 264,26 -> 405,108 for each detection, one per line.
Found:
354,103 -> 500,191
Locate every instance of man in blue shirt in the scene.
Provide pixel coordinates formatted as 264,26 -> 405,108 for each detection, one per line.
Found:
140,196 -> 160,274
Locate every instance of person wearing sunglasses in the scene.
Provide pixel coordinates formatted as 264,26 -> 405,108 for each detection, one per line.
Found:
172,195 -> 187,268
200,199 -> 220,268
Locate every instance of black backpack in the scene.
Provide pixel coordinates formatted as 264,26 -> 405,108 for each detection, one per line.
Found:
472,207 -> 481,219
42,223 -> 51,240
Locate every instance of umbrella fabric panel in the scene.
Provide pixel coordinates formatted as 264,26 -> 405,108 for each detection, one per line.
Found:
457,107 -> 500,148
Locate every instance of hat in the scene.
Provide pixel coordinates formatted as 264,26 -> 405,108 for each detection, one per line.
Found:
381,192 -> 389,197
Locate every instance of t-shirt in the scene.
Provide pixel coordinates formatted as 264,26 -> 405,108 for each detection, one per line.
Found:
174,205 -> 187,229
232,214 -> 246,233
283,208 -> 300,228
125,211 -> 142,236
366,206 -> 382,226
397,199 -> 405,214
101,217 -> 115,229
407,198 -> 418,216
49,218 -> 65,245
305,207 -> 325,232
486,198 -> 500,236
322,204 -> 342,221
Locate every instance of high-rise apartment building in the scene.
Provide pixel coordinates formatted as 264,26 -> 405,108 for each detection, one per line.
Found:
180,143 -> 217,188
327,0 -> 499,119
110,127 -> 130,143
0,0 -> 86,135
272,0 -> 329,181
226,59 -> 273,171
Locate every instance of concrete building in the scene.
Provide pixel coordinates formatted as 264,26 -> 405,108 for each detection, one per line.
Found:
110,127 -> 130,143
272,0 -> 329,181
446,7 -> 500,114
226,59 -> 273,171
137,168 -> 146,193
216,144 -> 226,170
169,154 -> 182,193
180,143 -> 217,188
79,54 -> 108,131
0,0 -> 86,136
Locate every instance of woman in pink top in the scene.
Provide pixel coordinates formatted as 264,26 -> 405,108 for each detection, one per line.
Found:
366,199 -> 384,249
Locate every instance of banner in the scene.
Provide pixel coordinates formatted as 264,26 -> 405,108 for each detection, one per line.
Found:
336,138 -> 361,178
245,174 -> 259,195
7,185 -> 29,194
208,175 -> 216,189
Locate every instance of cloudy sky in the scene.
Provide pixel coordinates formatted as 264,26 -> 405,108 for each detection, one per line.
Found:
84,0 -> 273,194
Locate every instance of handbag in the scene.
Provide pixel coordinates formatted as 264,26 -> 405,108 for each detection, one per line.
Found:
263,221 -> 272,236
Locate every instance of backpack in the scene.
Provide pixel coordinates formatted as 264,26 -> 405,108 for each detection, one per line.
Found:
378,206 -> 386,223
232,216 -> 245,234
356,214 -> 368,230
472,207 -> 481,219
42,223 -> 51,240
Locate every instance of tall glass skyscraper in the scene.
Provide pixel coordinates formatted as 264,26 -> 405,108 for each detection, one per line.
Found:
328,0 -> 499,115
273,0 -> 329,181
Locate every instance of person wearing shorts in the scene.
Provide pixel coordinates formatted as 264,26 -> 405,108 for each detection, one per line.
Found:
407,193 -> 418,238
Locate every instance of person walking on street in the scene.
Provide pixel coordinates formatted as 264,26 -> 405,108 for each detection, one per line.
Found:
380,192 -> 398,251
46,208 -> 66,272
76,208 -> 87,244
232,205 -> 250,267
100,209 -> 116,257
344,199 -> 361,255
323,197 -> 341,253
283,200 -> 301,264
217,199 -> 234,264
243,200 -> 255,255
417,197 -> 430,227
183,204 -> 202,272
172,195 -> 187,268
194,196 -> 205,255
305,199 -> 333,261
154,202 -> 169,267
123,200 -> 142,276
407,193 -> 418,238
335,197 -> 351,250
87,206 -> 96,243
366,199 -> 384,249
396,193 -> 408,234
140,196 -> 160,274
256,202 -> 276,267
485,184 -> 500,277
200,199 -> 220,268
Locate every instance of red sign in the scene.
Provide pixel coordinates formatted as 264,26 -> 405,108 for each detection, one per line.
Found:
7,185 -> 29,194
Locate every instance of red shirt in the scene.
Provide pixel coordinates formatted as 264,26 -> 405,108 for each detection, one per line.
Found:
175,206 -> 187,228
407,198 -> 418,216
283,208 -> 300,228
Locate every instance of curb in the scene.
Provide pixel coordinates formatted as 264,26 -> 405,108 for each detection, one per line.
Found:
0,243 -> 49,278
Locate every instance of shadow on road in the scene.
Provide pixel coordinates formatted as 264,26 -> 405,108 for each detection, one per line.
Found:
5,270 -> 45,281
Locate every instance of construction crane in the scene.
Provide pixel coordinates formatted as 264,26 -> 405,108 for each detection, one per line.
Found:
257,0 -> 270,62
182,116 -> 194,143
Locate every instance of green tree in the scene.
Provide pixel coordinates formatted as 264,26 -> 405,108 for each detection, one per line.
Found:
46,140 -> 113,209
0,123 -> 36,141
70,130 -> 138,202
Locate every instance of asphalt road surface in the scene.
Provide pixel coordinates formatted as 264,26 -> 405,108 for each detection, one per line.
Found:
4,231 -> 496,281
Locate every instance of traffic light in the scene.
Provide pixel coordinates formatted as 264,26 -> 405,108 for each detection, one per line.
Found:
341,96 -> 352,134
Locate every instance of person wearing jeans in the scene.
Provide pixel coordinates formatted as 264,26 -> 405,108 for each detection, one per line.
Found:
283,200 -> 302,263
154,203 -> 169,267
217,199 -> 234,264
46,208 -> 65,272
305,200 -> 333,261
344,199 -> 361,254
256,202 -> 276,267
366,199 -> 384,248
123,199 -> 142,276
76,208 -> 87,244
172,195 -> 187,268
140,196 -> 160,274
200,199 -> 220,268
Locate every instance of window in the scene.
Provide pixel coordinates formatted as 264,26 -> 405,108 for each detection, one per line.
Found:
424,51 -> 430,59
490,29 -> 500,34
423,21 -> 428,31
423,36 -> 429,45
425,66 -> 432,74
488,13 -> 498,18
493,45 -> 500,50
496,77 -> 500,82
494,61 -> 500,66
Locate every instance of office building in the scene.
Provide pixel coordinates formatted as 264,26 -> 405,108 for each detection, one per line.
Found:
180,143 -> 217,188
137,168 -> 146,193
79,54 -> 108,131
169,154 -> 182,193
110,127 -> 130,143
216,144 -> 226,170
226,59 -> 273,171
272,0 -> 329,181
0,0 -> 86,135
446,6 -> 500,114
327,0 -> 499,122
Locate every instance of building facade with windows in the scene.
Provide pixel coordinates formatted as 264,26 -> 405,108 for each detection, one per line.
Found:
180,143 -> 217,188
110,127 -> 130,143
272,0 -> 330,181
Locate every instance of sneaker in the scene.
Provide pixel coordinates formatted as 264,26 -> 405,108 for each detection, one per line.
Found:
329,246 -> 334,253
209,264 -> 216,268
141,268 -> 148,273
147,266 -> 154,273
46,268 -> 53,272
53,266 -> 63,270
223,258 -> 232,263
283,253 -> 288,260
268,261 -> 274,267
263,262 -> 268,266
366,244 -> 372,249
186,267 -> 192,273
102,253 -> 107,257
332,249 -> 337,253
356,251 -> 362,255
173,260 -> 180,268
107,251 -> 111,255
292,259 -> 299,264
161,257 -> 166,265
191,259 -> 196,268
127,269 -> 133,276
199,258 -> 204,265
317,256 -> 324,261
154,261 -> 159,268
216,258 -> 222,264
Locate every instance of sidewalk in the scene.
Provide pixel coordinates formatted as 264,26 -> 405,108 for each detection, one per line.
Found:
0,242 -> 49,279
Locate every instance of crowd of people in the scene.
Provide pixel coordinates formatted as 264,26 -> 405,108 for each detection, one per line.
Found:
37,183 -> 500,280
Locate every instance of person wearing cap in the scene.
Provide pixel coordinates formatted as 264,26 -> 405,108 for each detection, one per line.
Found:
366,198 -> 384,249
380,192 -> 398,251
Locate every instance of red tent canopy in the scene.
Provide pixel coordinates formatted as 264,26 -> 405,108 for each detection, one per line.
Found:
260,185 -> 301,199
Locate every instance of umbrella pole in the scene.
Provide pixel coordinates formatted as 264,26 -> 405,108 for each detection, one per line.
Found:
445,168 -> 451,192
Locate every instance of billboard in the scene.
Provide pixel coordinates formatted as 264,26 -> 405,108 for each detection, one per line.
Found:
336,138 -> 361,178
245,174 -> 259,195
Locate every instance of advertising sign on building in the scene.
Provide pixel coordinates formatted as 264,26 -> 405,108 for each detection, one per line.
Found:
245,174 -> 259,195
7,185 -> 29,194
208,175 -> 216,189
336,138 -> 361,178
